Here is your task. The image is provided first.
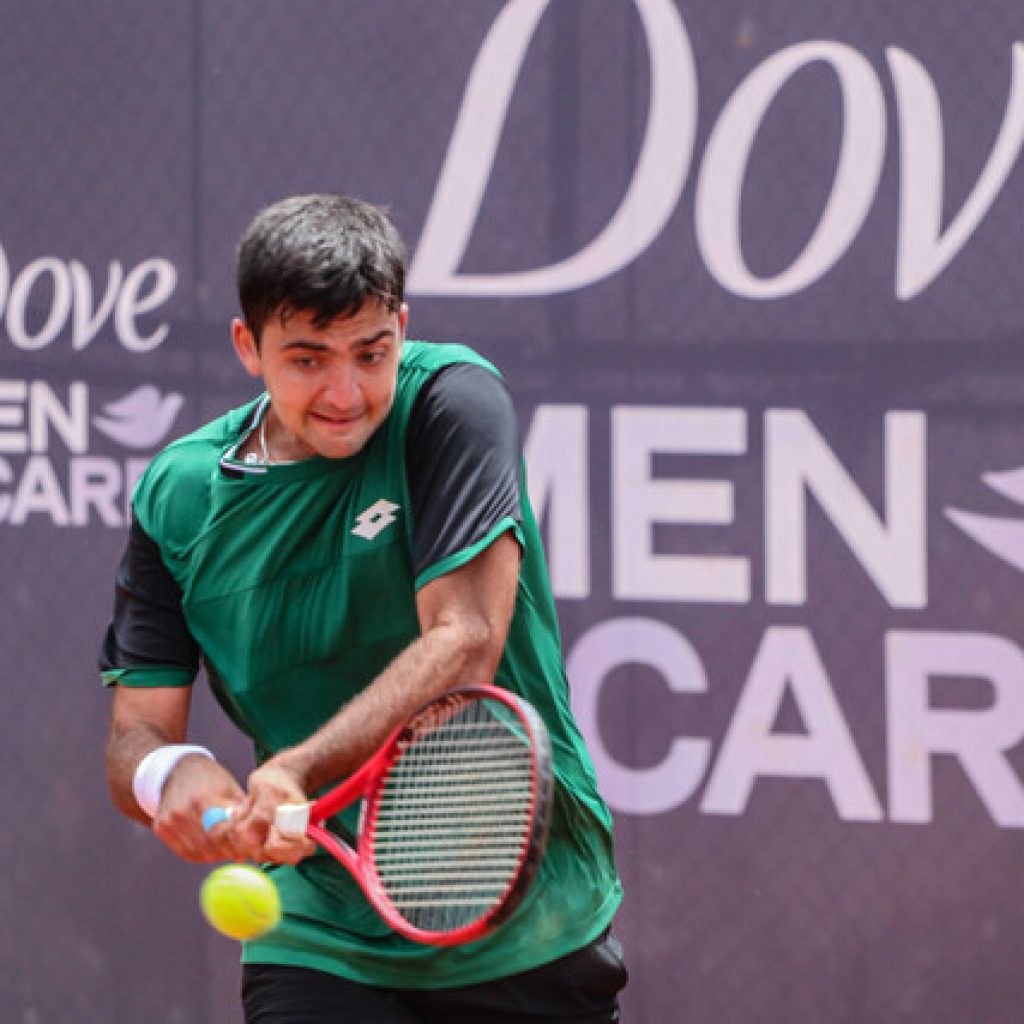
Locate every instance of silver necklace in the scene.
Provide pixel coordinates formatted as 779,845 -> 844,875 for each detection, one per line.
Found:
258,416 -> 271,462
243,415 -> 273,465
243,408 -> 299,466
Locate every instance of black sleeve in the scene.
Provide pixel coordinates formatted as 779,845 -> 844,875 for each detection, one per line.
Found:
405,362 -> 522,581
98,513 -> 201,676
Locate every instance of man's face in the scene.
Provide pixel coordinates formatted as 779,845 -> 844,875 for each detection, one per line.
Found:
232,300 -> 408,461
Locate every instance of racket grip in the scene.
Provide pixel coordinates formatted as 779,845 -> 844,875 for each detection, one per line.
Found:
203,803 -> 311,836
275,803 -> 312,837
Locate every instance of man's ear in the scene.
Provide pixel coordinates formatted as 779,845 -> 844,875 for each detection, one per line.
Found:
231,318 -> 262,378
397,303 -> 409,347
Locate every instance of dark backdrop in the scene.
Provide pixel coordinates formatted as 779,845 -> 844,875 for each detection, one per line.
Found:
3,2 -> 1024,1021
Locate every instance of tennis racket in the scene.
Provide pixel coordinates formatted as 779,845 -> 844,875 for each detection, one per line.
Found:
204,684 -> 553,946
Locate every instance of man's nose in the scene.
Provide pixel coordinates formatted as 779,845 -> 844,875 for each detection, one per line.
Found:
321,364 -> 360,408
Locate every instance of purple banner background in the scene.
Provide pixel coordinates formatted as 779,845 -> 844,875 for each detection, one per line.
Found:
2,2 -> 1024,1021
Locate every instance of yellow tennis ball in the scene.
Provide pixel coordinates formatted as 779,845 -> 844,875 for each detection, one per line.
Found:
200,865 -> 282,941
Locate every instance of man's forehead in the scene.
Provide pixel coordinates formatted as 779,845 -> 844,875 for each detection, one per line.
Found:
276,297 -> 395,329
271,303 -> 398,342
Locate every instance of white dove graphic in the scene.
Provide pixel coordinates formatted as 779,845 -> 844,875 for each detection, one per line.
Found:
945,468 -> 1024,573
92,386 -> 184,450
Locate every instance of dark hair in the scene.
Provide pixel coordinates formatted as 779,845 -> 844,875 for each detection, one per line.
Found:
236,194 -> 406,339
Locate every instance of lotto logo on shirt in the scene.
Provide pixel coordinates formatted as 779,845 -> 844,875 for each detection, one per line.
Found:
351,498 -> 401,541
0,379 -> 183,528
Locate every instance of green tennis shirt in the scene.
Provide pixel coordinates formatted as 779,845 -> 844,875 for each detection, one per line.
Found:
109,341 -> 622,988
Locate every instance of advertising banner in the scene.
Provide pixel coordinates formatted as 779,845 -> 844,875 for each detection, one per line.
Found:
2,3 -> 1023,1020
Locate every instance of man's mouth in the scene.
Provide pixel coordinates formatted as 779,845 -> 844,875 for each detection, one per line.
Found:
310,409 -> 363,427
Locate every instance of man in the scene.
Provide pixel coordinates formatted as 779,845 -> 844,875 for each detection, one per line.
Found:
101,194 -> 626,1023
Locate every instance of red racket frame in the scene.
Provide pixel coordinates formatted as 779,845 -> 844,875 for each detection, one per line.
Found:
283,683 -> 553,946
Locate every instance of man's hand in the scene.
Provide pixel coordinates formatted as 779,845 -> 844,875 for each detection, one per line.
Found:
211,759 -> 318,865
107,685 -> 249,862
154,754 -> 249,863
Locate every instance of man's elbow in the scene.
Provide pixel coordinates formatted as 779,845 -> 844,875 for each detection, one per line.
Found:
451,614 -> 507,687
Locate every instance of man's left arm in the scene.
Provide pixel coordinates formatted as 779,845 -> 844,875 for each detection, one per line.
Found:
232,529 -> 521,863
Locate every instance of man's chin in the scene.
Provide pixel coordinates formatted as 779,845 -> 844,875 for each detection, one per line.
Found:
311,432 -> 368,460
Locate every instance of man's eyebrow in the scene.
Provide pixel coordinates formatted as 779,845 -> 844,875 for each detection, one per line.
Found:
279,329 -> 393,353
352,329 -> 394,348
281,339 -> 330,352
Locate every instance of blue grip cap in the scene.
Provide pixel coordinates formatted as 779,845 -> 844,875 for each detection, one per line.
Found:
202,806 -> 231,832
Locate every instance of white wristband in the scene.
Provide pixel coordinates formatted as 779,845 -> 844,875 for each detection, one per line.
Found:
132,744 -> 215,818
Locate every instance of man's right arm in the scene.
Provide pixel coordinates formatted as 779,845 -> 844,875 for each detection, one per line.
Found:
102,513 -> 248,862
106,684 -> 193,823
106,684 -> 249,862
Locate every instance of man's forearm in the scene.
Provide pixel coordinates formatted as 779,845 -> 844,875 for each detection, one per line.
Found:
272,618 -> 490,796
268,533 -> 517,800
105,721 -> 176,824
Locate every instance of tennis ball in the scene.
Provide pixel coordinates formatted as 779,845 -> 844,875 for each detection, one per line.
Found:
200,865 -> 282,941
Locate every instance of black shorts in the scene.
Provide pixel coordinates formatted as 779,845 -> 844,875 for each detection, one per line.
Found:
242,928 -> 628,1023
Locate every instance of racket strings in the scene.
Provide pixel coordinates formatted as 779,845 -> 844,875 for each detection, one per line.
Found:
369,697 -> 537,932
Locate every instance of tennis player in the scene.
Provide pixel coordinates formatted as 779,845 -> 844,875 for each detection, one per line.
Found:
100,194 -> 626,1022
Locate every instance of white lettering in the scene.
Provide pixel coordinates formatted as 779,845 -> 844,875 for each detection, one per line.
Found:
765,409 -> 926,607
612,406 -> 749,602
71,260 -> 124,350
697,42 -> 886,298
7,257 -> 72,350
701,627 -> 883,820
886,631 -> 1024,826
0,380 -> 88,454
0,453 -> 141,527
114,259 -> 177,353
69,457 -> 123,526
409,0 -> 695,296
567,616 -> 711,815
29,381 -> 87,453
889,43 -> 1024,299
0,243 -> 176,352
568,621 -> 1024,827
523,405 -> 590,598
0,380 -> 28,454
8,455 -> 69,525
411,12 -> 1020,301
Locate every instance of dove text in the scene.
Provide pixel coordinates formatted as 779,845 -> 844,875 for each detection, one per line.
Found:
0,245 -> 177,352
411,0 -> 1024,301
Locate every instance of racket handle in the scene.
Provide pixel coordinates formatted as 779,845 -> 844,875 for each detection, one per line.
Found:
203,803 -> 311,836
275,803 -> 312,837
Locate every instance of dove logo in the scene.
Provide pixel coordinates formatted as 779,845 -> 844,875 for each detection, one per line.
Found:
0,379 -> 183,528
0,245 -> 176,352
91,387 -> 185,450
946,469 -> 1024,574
